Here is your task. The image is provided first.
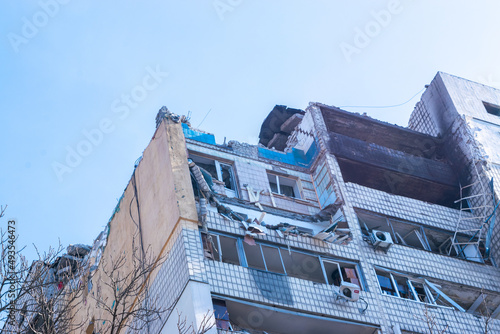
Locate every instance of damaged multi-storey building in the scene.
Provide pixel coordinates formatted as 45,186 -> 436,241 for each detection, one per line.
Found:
5,72 -> 500,334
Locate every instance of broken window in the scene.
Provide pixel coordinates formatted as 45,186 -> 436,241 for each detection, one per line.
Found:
393,275 -> 412,300
323,260 -> 362,289
475,294 -> 500,319
372,267 -> 496,313
483,101 -> 500,117
437,236 -> 484,262
201,233 -> 240,265
201,233 -> 220,261
280,249 -> 324,283
243,243 -> 285,274
261,245 -> 286,274
357,211 -> 393,237
213,299 -> 232,330
432,282 -> 500,317
356,209 -> 486,261
267,173 -> 301,198
243,242 -> 266,271
410,281 -> 429,303
220,164 -> 234,190
202,232 -> 364,286
189,154 -> 237,197
376,269 -> 423,301
376,270 -> 398,296
375,269 -> 435,303
219,235 -> 240,265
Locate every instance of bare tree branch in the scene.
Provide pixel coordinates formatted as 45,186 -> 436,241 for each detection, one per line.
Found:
0,205 -> 7,218
1,241 -> 87,334
411,305 -> 449,334
91,237 -> 170,334
177,309 -> 215,334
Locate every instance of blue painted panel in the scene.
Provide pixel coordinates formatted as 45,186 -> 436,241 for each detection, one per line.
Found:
182,123 -> 216,145
258,140 -> 318,168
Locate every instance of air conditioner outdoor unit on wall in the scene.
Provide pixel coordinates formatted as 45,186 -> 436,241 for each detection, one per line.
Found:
370,230 -> 393,251
338,282 -> 360,302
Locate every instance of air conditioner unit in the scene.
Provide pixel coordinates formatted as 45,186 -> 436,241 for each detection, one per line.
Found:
339,282 -> 360,302
370,230 -> 393,250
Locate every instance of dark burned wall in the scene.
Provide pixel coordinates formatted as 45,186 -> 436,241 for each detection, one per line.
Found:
319,106 -> 460,208
328,132 -> 457,186
259,105 -> 305,150
337,158 -> 458,207
320,106 -> 447,160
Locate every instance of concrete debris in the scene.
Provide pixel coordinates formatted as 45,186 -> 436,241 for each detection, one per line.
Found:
313,209 -> 351,244
189,159 -> 211,192
156,106 -> 192,128
243,234 -> 256,246
248,221 -> 268,235
88,225 -> 109,272
199,197 -> 208,226
245,185 -> 264,211
67,244 -> 91,258
259,105 -> 305,150
267,186 -> 277,207
189,160 -> 352,245
56,254 -> 83,282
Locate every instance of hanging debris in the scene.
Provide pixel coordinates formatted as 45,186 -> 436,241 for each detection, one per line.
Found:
67,244 -> 91,258
188,159 -> 352,245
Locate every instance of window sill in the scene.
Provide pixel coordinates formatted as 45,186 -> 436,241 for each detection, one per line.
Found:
270,192 -> 311,205
379,291 -> 454,311
380,242 -> 489,266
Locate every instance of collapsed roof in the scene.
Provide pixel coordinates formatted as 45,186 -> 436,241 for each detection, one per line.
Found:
258,105 -> 305,150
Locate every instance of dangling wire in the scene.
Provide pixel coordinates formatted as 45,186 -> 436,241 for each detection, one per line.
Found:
339,87 -> 426,109
198,108 -> 212,127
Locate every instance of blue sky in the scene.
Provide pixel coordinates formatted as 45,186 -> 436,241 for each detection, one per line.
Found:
1,0 -> 500,260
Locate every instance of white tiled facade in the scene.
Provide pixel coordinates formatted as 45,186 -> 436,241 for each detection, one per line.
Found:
142,73 -> 500,334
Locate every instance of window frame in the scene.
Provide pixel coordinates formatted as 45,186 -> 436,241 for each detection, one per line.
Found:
212,299 -> 233,330
242,243 -> 288,274
201,231 -> 364,289
356,209 -> 486,262
189,153 -> 238,197
201,233 -> 243,266
375,268 -> 434,303
279,247 -> 326,283
321,258 -> 365,290
267,172 -> 302,199
483,101 -> 500,117
374,266 -> 467,312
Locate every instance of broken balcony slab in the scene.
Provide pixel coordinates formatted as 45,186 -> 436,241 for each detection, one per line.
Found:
207,201 -> 335,235
280,112 -> 304,133
267,133 -> 290,151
